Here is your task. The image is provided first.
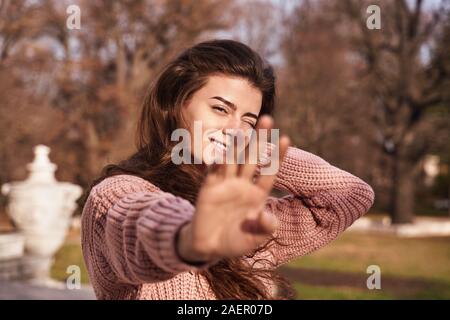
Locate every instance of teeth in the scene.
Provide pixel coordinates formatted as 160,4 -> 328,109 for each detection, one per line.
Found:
210,139 -> 226,152
213,141 -> 226,151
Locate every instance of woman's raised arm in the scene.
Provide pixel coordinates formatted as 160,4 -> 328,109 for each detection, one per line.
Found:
250,145 -> 375,268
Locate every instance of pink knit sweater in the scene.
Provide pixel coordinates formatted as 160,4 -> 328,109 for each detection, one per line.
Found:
81,146 -> 375,299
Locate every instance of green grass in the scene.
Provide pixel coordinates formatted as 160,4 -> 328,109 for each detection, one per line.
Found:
50,231 -> 450,299
290,276 -> 450,300
293,283 -> 394,300
287,233 -> 450,283
286,232 -> 450,299
51,243 -> 90,284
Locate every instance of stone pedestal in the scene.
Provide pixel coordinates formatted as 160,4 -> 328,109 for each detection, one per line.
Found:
0,232 -> 57,283
0,232 -> 24,260
0,232 -> 25,281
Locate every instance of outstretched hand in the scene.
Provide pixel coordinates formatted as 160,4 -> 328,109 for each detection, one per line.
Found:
177,115 -> 290,263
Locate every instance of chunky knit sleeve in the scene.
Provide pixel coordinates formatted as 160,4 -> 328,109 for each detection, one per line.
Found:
250,146 -> 375,268
81,175 -> 218,287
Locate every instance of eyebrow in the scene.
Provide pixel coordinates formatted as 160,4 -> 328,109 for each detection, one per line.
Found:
209,96 -> 258,120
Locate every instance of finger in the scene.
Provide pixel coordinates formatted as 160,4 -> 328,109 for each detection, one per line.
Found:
258,210 -> 279,234
256,115 -> 273,169
225,135 -> 238,178
256,115 -> 273,131
278,135 -> 290,165
256,135 -> 290,193
205,162 -> 226,183
241,217 -> 276,242
247,212 -> 279,248
240,116 -> 273,179
239,132 -> 258,180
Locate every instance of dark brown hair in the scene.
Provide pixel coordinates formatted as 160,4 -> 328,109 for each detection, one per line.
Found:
83,39 -> 294,299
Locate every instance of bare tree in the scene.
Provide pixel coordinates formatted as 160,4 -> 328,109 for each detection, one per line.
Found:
0,0 -> 237,193
339,0 -> 449,223
278,1 -> 375,173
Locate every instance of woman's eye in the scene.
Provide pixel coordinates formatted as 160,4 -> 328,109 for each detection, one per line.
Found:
244,121 -> 256,129
212,105 -> 228,114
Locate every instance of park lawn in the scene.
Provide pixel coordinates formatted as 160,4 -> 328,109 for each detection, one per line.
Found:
293,283 -> 394,300
50,228 -> 90,284
287,232 -> 450,283
51,243 -> 90,285
286,232 -> 450,299
50,230 -> 450,299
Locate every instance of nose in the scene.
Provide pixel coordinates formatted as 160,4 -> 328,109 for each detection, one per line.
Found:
221,118 -> 244,138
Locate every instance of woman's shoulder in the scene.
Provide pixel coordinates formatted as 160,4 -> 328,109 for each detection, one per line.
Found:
88,174 -> 161,210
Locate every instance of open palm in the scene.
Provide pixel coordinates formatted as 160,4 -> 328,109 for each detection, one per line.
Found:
186,116 -> 290,260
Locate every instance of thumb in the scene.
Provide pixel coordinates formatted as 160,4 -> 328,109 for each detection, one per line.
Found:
258,210 -> 279,234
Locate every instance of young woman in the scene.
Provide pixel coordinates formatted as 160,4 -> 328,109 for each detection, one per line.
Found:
81,39 -> 375,300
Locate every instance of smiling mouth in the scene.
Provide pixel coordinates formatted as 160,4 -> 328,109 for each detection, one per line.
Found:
209,137 -> 227,152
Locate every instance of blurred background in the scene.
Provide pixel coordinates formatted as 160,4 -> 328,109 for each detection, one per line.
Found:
0,0 -> 449,299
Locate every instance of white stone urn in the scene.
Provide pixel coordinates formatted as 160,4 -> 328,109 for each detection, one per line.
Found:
1,145 -> 82,282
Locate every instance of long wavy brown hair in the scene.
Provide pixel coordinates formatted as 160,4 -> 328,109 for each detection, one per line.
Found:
82,39 -> 295,300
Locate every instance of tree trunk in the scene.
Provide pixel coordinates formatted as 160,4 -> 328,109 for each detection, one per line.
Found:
85,119 -> 101,178
390,157 -> 417,224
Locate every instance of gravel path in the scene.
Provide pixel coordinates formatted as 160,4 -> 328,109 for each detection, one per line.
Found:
0,281 -> 95,300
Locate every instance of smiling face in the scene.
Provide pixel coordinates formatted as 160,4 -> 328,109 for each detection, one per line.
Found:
181,74 -> 263,164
